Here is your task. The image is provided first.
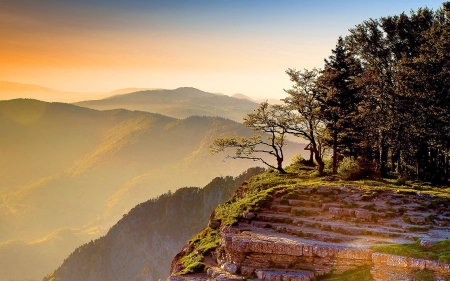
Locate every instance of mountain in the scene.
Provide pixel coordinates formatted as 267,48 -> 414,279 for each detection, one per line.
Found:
43,168 -> 264,281
74,87 -> 259,122
108,88 -> 157,96
0,99 -> 305,280
232,93 -> 284,105
0,81 -> 110,102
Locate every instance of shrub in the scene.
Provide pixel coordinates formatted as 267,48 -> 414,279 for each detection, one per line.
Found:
291,153 -> 305,165
338,158 -> 361,180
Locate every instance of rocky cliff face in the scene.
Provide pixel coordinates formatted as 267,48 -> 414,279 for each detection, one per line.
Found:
168,170 -> 450,281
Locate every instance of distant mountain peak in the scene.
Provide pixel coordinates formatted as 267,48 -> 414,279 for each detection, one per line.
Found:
232,93 -> 254,101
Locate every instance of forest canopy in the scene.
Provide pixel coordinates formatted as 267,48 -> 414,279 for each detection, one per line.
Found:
212,2 -> 450,184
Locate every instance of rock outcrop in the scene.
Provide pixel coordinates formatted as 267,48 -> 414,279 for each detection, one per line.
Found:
169,181 -> 450,281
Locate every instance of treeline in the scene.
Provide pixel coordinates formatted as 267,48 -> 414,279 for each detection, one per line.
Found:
212,2 -> 450,184
317,2 -> 450,183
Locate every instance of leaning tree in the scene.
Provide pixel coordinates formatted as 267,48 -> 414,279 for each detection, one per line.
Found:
283,68 -> 326,175
210,102 -> 290,174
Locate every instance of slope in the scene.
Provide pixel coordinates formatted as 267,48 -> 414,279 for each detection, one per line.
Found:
0,99 -> 305,280
74,87 -> 259,122
43,168 -> 264,281
0,81 -> 111,102
168,165 -> 450,281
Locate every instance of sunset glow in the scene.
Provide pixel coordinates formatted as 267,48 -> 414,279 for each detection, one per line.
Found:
0,0 -> 444,99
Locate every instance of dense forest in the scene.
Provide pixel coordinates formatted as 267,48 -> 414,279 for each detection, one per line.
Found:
212,2 -> 450,184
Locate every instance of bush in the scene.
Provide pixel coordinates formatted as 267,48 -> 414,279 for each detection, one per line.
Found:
291,153 -> 305,165
338,158 -> 361,180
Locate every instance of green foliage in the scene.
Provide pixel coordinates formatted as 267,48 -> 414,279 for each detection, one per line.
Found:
291,153 -> 305,165
414,269 -> 435,281
179,228 -> 219,275
372,240 -> 450,263
337,158 -> 361,180
407,226 -> 430,232
316,266 -> 373,281
210,102 -> 293,173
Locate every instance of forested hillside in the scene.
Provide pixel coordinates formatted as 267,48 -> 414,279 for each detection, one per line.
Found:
43,168 -> 264,281
0,99 -> 303,280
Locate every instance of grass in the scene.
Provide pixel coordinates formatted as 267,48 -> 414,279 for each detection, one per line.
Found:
414,269 -> 435,281
372,240 -> 450,263
177,162 -> 450,275
407,225 -> 430,232
178,227 -> 219,275
293,209 -> 316,216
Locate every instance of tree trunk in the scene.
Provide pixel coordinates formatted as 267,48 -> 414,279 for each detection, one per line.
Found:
332,129 -> 338,174
276,157 -> 286,174
391,148 -> 400,174
309,143 -> 325,175
380,135 -> 388,178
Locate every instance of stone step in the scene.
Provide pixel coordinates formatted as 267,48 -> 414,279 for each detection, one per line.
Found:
255,269 -> 314,281
290,206 -> 321,217
270,205 -> 292,213
167,274 -> 209,281
207,267 -> 243,281
252,220 -> 359,243
253,213 -> 412,241
286,199 -> 321,208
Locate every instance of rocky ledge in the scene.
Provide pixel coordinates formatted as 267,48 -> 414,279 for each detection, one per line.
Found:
168,182 -> 450,281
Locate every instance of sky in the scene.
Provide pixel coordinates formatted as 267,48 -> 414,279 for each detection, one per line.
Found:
0,0 -> 446,99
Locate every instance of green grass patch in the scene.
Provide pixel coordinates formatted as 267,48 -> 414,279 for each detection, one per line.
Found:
293,209 -> 316,216
408,225 -> 430,232
414,269 -> 435,281
372,240 -> 450,263
178,227 -> 219,275
176,163 -> 450,275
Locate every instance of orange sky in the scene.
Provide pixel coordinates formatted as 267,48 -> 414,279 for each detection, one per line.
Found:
0,0 -> 445,100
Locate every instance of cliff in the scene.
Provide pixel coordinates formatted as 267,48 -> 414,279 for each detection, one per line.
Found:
168,165 -> 450,281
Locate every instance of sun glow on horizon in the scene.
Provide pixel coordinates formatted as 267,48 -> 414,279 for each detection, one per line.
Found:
0,0 -> 444,100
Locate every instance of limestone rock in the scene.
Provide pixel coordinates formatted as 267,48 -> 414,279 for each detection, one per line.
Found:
355,209 -> 372,220
329,207 -> 355,217
243,212 -> 256,220
221,262 -> 238,274
420,239 -> 438,249
255,269 -> 314,281
410,216 -> 426,224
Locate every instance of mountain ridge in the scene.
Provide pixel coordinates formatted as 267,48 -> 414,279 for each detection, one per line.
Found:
0,99 -> 305,280
74,87 -> 259,122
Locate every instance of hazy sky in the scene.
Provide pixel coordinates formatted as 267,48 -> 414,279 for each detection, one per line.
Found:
0,0 -> 445,99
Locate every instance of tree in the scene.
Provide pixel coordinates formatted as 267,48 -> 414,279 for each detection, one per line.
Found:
345,3 -> 449,181
318,36 -> 363,173
283,68 -> 326,174
210,102 -> 289,174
